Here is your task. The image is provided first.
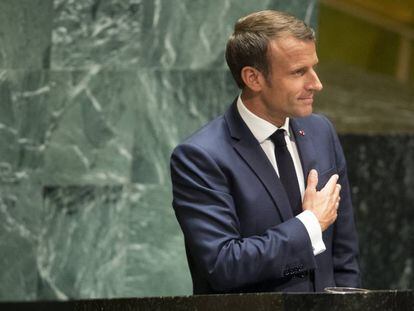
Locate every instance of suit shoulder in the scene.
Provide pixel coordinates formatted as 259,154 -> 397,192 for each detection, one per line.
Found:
173,115 -> 230,155
299,113 -> 336,133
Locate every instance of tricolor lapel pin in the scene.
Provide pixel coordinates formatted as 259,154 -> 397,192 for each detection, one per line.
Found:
298,130 -> 306,136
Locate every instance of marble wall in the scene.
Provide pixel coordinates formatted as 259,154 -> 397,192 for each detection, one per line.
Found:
0,0 -> 412,301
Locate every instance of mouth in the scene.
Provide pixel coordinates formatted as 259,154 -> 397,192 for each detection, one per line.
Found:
298,97 -> 314,104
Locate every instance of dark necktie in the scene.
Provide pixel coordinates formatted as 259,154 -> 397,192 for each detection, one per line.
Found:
270,129 -> 302,216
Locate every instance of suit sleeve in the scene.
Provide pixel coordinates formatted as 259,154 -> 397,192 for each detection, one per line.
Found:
324,117 -> 362,287
170,142 -> 316,292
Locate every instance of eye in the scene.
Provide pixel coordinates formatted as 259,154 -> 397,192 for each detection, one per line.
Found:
292,68 -> 306,76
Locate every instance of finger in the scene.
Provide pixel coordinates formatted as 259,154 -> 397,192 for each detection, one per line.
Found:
328,184 -> 341,208
321,174 -> 339,195
333,184 -> 341,201
306,169 -> 318,190
303,170 -> 318,204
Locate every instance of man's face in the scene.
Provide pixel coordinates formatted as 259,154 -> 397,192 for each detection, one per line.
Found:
257,36 -> 323,126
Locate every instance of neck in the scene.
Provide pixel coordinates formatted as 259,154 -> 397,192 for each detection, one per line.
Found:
240,89 -> 286,127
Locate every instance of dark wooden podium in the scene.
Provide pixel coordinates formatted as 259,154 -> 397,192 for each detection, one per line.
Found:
0,290 -> 412,311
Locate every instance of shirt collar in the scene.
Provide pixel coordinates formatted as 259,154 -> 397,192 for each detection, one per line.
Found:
236,95 -> 290,143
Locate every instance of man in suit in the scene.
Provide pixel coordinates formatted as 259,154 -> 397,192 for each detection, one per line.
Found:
170,10 -> 360,294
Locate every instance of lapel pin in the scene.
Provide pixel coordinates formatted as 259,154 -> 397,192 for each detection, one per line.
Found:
298,130 -> 306,136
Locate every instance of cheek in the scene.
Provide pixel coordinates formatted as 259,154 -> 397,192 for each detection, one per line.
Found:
278,80 -> 301,96
272,83 -> 290,99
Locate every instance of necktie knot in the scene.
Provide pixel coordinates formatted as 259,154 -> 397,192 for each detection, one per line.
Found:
270,129 -> 286,148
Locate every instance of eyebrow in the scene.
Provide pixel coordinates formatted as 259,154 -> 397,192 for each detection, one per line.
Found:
290,60 -> 319,71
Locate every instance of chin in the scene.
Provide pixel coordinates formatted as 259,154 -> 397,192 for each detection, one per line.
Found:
294,108 -> 313,118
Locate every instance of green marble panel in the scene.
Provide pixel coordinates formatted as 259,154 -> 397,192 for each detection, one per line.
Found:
38,184 -> 190,299
51,0 -> 318,69
0,70 -> 50,169
38,185 -> 128,299
0,70 -> 51,300
0,0 -> 53,69
0,179 -> 42,300
42,69 -> 136,185
37,69 -> 236,185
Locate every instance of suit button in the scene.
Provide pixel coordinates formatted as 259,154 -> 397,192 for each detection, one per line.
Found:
295,270 -> 308,278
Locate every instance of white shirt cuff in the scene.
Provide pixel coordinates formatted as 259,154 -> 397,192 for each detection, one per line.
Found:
296,210 -> 326,255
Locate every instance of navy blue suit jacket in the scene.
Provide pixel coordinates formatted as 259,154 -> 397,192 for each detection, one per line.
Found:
170,100 -> 361,294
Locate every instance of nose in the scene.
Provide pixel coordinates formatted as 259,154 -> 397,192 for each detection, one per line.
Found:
306,69 -> 323,92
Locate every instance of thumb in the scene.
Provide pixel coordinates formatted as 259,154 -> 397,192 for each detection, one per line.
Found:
306,169 -> 318,190
303,169 -> 318,210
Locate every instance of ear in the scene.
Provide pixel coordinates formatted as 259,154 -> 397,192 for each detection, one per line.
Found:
240,66 -> 265,92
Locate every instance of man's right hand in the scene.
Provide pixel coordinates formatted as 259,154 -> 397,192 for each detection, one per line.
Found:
302,169 -> 341,231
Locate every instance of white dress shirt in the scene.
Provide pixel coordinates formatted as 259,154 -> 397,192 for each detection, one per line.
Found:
237,96 -> 326,255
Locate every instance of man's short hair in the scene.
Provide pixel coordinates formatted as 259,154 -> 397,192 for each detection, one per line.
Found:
225,10 -> 315,89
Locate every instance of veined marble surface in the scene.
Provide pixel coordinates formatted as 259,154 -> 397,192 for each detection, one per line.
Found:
51,0 -> 318,69
0,0 -> 53,69
38,184 -> 189,299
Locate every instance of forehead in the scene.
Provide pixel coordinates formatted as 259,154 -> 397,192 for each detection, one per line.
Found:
268,36 -> 318,69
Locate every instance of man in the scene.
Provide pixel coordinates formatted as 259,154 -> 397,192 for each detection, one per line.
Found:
170,10 -> 360,294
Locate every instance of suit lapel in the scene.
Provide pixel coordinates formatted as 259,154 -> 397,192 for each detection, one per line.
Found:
290,118 -> 318,186
224,101 -> 293,221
